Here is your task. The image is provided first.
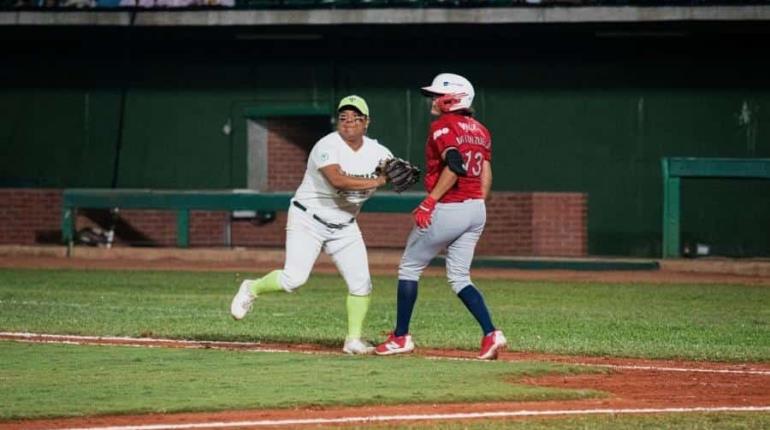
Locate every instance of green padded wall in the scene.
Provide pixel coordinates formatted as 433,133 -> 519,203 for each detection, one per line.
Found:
2,26 -> 769,257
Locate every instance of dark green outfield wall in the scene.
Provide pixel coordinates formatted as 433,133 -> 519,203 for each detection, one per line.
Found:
1,24 -> 769,257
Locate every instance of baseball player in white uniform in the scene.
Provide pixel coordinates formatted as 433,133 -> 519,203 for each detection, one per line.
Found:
230,95 -> 393,355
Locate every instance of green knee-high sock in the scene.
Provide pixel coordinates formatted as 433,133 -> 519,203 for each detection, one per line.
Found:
248,270 -> 284,296
346,294 -> 371,339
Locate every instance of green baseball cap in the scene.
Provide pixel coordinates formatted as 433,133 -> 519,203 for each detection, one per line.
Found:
337,95 -> 369,117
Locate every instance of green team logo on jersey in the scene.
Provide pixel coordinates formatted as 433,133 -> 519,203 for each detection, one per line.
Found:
320,152 -> 329,162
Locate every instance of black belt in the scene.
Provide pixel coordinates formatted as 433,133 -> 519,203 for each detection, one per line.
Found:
292,201 -> 355,230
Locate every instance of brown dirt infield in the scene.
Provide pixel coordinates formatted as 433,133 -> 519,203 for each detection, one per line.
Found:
1,247 -> 769,428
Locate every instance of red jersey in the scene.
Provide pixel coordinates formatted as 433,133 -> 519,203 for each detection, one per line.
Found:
424,113 -> 492,203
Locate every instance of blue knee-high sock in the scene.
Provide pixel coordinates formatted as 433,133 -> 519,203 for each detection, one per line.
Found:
457,285 -> 496,335
394,279 -> 419,336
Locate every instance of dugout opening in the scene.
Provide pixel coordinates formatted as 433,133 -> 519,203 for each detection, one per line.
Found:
247,115 -> 330,192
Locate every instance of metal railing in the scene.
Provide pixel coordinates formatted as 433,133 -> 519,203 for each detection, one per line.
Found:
61,188 -> 425,254
661,157 -> 770,258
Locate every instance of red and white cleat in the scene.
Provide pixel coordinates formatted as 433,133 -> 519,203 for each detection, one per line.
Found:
374,332 -> 415,356
478,330 -> 507,360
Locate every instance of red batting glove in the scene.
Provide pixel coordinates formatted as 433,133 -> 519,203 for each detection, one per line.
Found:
413,196 -> 437,229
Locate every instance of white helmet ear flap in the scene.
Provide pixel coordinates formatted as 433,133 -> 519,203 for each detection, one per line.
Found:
421,73 -> 475,111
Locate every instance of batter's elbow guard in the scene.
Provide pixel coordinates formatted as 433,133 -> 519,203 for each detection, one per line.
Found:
445,149 -> 467,176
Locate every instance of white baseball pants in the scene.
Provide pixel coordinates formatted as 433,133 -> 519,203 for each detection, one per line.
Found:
279,203 -> 372,296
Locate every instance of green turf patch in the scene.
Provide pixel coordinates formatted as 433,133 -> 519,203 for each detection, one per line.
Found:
354,412 -> 770,429
0,342 -> 601,420
0,268 -> 768,361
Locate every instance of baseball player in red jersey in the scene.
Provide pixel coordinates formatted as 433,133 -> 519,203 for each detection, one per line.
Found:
375,73 -> 507,360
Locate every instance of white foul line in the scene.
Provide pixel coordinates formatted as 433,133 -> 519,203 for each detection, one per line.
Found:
582,363 -> 770,376
3,332 -> 770,375
0,332 -> 296,353
0,332 -> 266,347
46,406 -> 770,430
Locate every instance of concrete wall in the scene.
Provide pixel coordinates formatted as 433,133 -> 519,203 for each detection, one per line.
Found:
3,5 -> 770,27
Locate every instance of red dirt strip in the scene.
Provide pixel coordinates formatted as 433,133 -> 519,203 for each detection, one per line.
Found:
1,333 -> 769,430
3,255 -> 770,286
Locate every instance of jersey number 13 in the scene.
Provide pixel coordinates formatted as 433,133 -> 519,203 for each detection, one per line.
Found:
462,150 -> 484,177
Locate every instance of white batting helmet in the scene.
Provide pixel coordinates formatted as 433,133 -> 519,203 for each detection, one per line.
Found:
421,73 -> 475,112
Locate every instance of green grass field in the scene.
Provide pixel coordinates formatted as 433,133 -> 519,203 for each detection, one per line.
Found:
1,268 -> 768,361
1,267 -> 769,423
0,342 -> 602,420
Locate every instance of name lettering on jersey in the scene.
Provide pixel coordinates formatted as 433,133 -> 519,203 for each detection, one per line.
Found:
336,170 -> 378,204
342,170 -> 377,180
433,127 -> 450,140
457,122 -> 479,132
455,135 -> 490,148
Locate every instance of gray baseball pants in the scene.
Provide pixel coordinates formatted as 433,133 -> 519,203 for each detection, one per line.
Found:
398,199 -> 486,293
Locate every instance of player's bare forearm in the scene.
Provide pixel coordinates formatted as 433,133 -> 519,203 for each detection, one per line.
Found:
428,166 -> 459,201
481,160 -> 492,200
320,164 -> 386,191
